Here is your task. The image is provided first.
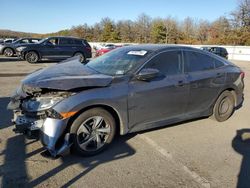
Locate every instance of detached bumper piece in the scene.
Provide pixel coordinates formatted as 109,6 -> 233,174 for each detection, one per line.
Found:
12,113 -> 72,158
13,115 -> 42,139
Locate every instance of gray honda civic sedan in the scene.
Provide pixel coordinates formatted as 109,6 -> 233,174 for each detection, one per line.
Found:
8,45 -> 244,157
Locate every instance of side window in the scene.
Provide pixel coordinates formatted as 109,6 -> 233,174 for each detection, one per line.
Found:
48,38 -> 59,45
214,58 -> 225,68
20,39 -> 29,44
184,51 -> 215,72
30,39 -> 39,43
74,39 -> 82,45
144,51 -> 182,76
59,38 -> 71,45
222,48 -> 228,54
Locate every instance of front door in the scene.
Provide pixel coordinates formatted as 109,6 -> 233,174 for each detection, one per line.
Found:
41,38 -> 61,58
128,50 -> 189,131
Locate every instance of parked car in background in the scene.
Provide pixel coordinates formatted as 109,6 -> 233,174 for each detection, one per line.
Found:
0,38 -> 41,57
201,46 -> 228,59
0,38 -> 17,44
15,36 -> 92,63
8,45 -> 244,157
95,44 -> 122,57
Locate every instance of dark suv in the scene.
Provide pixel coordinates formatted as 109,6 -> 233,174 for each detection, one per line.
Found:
16,36 -> 92,63
201,46 -> 228,59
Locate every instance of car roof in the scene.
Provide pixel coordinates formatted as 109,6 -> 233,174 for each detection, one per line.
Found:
18,37 -> 41,40
47,36 -> 83,40
122,44 -> 198,52
122,44 -> 232,65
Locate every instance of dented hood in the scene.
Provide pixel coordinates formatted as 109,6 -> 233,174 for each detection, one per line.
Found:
22,57 -> 113,90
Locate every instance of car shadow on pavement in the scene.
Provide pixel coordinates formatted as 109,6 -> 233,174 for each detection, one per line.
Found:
1,135 -> 29,187
1,133 -> 136,187
0,97 -> 13,130
28,134 -> 136,187
232,129 -> 250,188
0,57 -> 24,62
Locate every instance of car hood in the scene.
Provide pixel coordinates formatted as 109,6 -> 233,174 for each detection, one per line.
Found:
22,57 -> 113,91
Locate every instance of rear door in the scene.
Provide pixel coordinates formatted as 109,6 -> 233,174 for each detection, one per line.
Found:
58,38 -> 75,57
128,50 -> 189,130
183,50 -> 226,114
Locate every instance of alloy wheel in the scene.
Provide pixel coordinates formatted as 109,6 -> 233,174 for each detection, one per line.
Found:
76,116 -> 111,151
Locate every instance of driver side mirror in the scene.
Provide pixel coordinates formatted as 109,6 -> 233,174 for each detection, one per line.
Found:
136,68 -> 159,81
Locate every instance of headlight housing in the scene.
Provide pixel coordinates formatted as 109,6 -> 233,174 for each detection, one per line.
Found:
16,46 -> 26,51
22,96 -> 64,112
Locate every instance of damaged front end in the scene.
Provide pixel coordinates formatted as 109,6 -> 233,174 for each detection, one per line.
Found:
7,57 -> 113,157
8,85 -> 74,157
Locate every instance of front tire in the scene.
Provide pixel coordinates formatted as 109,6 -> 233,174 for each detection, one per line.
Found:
3,48 -> 14,57
70,108 -> 116,156
211,90 -> 235,122
25,51 -> 39,63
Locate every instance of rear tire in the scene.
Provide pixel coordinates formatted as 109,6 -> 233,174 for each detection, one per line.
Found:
211,90 -> 235,122
25,51 -> 39,63
74,52 -> 85,63
3,48 -> 14,57
70,108 -> 116,156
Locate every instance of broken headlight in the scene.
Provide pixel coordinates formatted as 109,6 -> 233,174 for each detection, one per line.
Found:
22,97 -> 64,112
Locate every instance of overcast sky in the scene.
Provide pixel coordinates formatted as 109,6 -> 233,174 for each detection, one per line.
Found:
0,0 -> 237,33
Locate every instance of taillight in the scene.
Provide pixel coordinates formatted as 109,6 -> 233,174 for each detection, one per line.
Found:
86,47 -> 91,52
240,71 -> 245,79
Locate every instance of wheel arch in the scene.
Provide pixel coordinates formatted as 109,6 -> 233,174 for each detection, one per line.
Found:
3,47 -> 14,52
212,88 -> 237,111
24,50 -> 41,60
3,47 -> 14,55
66,104 -> 126,136
73,51 -> 86,59
74,51 -> 85,56
219,88 -> 237,106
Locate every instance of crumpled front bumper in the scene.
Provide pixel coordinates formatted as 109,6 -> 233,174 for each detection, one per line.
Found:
12,111 -> 72,157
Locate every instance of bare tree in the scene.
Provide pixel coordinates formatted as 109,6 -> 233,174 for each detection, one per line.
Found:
231,0 -> 250,28
196,20 -> 210,44
116,20 -> 135,42
164,17 -> 179,44
180,17 -> 196,44
134,13 -> 152,43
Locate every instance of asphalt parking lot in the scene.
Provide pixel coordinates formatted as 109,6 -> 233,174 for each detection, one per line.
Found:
0,56 -> 250,188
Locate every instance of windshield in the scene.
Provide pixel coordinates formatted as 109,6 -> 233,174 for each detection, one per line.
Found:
38,38 -> 48,44
13,38 -> 23,44
87,47 -> 152,76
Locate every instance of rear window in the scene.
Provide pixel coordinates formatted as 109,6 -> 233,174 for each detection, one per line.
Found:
59,38 -> 72,45
214,58 -> 225,68
74,39 -> 83,45
221,48 -> 228,54
184,51 -> 224,72
83,40 -> 91,47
